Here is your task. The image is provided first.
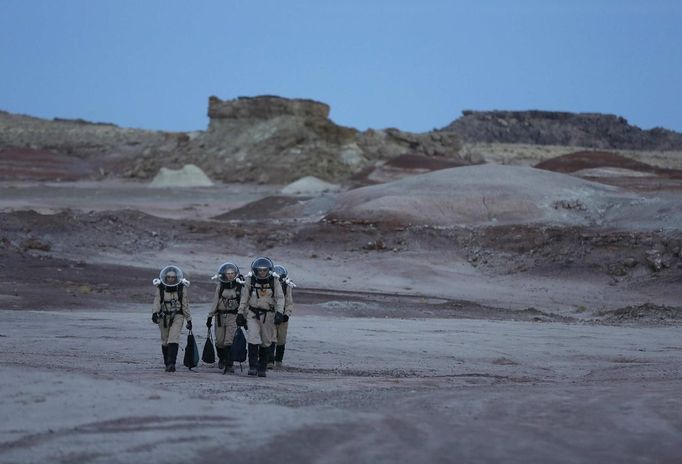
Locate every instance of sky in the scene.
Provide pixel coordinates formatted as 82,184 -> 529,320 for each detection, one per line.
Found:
1,0 -> 681,133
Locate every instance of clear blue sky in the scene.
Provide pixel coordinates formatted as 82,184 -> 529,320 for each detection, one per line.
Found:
1,0 -> 681,133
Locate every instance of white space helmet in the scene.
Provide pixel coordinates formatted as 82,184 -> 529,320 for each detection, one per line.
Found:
217,262 -> 240,283
159,265 -> 184,287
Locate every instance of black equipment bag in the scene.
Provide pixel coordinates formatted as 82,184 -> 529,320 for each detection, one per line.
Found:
202,329 -> 216,364
183,330 -> 199,369
230,327 -> 247,363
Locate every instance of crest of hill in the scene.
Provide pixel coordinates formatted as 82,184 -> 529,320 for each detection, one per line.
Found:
443,110 -> 682,150
325,164 -> 639,227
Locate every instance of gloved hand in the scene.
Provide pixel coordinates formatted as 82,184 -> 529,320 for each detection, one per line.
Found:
274,311 -> 284,325
152,313 -> 160,324
282,314 -> 289,323
236,313 -> 246,327
186,320 -> 193,331
206,317 -> 212,328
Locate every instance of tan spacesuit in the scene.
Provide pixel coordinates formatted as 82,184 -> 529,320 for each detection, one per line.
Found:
269,264 -> 295,369
206,262 -> 243,374
152,265 -> 192,372
238,257 -> 284,377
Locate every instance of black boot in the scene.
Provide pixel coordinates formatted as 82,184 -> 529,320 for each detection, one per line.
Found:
258,346 -> 269,377
275,344 -> 285,367
216,345 -> 225,369
267,342 -> 276,369
167,343 -> 178,373
248,343 -> 259,376
162,345 -> 169,371
223,345 -> 234,374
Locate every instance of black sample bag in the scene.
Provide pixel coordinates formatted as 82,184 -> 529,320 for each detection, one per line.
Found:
183,330 -> 199,369
202,329 -> 216,364
230,327 -> 247,363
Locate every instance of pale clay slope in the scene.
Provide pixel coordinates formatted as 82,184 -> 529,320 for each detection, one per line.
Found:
329,164 -> 642,227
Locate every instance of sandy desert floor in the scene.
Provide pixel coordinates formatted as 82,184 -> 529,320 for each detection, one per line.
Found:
1,308 -> 681,464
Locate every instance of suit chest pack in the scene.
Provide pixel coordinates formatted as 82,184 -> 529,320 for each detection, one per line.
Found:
158,283 -> 184,312
218,280 -> 243,310
249,275 -> 276,299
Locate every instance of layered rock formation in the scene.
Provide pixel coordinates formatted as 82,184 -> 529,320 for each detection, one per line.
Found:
443,110 -> 682,150
165,95 -> 463,183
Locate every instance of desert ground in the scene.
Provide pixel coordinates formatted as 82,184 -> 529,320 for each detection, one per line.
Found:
1,151 -> 681,463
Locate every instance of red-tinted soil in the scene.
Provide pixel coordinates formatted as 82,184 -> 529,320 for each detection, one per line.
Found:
535,150 -> 682,179
0,148 -> 98,181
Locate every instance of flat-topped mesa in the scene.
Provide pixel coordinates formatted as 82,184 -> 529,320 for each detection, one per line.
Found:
207,95 -> 330,121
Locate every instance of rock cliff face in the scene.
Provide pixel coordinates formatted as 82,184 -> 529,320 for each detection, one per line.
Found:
444,110 -> 682,150
208,95 -> 330,121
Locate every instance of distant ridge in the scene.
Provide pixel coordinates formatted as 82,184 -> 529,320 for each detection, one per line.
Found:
443,110 -> 682,150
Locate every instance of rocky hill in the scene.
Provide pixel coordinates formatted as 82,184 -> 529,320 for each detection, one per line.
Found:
0,110 -> 182,159
157,96 -> 461,183
0,97 -> 463,184
443,110 -> 682,150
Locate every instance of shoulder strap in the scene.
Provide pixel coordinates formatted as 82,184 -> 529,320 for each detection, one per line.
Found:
248,276 -> 256,297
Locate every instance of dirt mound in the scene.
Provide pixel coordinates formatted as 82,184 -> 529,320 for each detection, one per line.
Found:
0,148 -> 98,180
326,164 -> 634,227
384,153 -> 468,170
351,154 -> 470,185
597,303 -> 682,325
0,209 -> 168,254
535,150 -> 682,191
536,150 -> 682,178
213,195 -> 304,220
